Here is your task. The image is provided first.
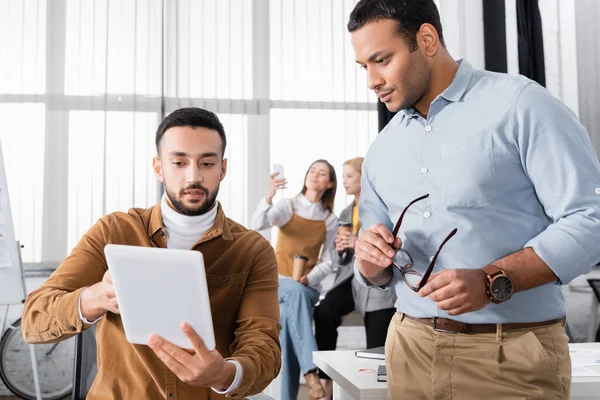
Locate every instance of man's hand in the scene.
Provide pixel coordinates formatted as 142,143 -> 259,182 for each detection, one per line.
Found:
149,322 -> 236,390
354,224 -> 401,286
265,172 -> 287,205
418,269 -> 490,315
80,270 -> 119,321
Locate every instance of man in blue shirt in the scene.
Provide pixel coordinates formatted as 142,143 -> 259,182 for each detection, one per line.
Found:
349,0 -> 600,399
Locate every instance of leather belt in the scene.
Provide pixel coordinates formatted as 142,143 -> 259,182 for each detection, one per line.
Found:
403,314 -> 564,334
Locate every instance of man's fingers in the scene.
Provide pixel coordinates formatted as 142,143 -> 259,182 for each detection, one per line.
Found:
150,334 -> 195,363
148,335 -> 192,378
181,323 -> 211,357
416,270 -> 441,288
427,284 -> 456,303
369,224 -> 395,244
418,271 -> 452,297
361,231 -> 396,259
446,306 -> 469,316
356,240 -> 391,267
434,295 -> 464,311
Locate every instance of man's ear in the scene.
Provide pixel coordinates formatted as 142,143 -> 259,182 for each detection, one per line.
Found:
418,23 -> 439,57
220,158 -> 228,182
152,157 -> 164,183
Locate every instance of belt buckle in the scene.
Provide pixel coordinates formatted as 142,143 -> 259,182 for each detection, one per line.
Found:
432,317 -> 454,333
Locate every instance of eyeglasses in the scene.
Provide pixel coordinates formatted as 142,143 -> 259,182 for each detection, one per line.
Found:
390,194 -> 457,292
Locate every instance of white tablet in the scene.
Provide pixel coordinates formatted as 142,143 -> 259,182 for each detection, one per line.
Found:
104,244 -> 215,351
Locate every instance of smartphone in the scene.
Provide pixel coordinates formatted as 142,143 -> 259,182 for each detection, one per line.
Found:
272,164 -> 285,180
272,164 -> 286,189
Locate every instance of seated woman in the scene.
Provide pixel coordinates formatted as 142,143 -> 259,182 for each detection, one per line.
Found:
313,157 -> 397,399
250,159 -> 338,400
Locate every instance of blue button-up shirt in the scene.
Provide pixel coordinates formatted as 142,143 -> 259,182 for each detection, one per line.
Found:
355,60 -> 600,323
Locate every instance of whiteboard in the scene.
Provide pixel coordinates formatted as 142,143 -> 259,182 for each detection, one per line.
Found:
0,138 -> 25,305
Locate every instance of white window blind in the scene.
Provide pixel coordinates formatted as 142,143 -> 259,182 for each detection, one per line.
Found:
0,0 -> 486,262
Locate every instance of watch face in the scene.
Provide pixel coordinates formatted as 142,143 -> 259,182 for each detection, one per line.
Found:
491,276 -> 513,301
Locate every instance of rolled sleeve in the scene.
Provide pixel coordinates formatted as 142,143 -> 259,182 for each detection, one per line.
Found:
516,83 -> 600,283
78,288 -> 103,325
526,229 -> 592,284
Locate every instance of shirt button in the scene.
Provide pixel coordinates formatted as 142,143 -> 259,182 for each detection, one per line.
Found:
595,188 -> 600,195
424,211 -> 431,218
68,325 -> 77,332
168,393 -> 174,398
222,277 -> 229,284
421,167 -> 428,174
425,125 -> 432,132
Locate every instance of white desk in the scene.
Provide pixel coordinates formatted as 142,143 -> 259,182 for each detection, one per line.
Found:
314,343 -> 600,400
313,350 -> 386,400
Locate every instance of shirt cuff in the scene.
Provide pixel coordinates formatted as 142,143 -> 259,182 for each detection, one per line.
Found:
78,288 -> 103,325
353,262 -> 399,291
524,221 -> 597,285
211,360 -> 243,395
258,197 -> 273,212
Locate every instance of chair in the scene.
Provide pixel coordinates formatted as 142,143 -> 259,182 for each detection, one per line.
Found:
587,279 -> 600,342
72,325 -> 98,400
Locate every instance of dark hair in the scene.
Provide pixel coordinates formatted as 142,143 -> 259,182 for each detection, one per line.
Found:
300,159 -> 337,213
155,107 -> 227,157
347,0 -> 445,52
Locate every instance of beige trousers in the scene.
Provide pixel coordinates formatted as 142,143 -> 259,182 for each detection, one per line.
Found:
385,313 -> 571,400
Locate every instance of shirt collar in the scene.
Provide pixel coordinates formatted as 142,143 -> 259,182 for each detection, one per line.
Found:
396,59 -> 474,126
439,59 -> 474,102
297,194 -> 324,211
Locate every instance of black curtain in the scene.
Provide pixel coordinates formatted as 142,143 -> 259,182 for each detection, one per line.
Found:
378,102 -> 396,132
483,0 -> 508,73
516,0 -> 545,86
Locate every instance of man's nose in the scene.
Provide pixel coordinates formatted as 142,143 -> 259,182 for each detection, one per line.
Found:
186,166 -> 203,183
367,69 -> 384,91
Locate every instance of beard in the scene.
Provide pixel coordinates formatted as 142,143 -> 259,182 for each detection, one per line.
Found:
165,183 -> 219,216
390,53 -> 432,113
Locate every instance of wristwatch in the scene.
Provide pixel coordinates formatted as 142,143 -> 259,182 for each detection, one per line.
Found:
480,264 -> 513,304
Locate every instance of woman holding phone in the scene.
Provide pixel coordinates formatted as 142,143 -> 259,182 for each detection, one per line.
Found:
250,159 -> 338,400
313,157 -> 397,399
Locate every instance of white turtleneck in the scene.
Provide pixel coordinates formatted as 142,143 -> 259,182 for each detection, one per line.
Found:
160,194 -> 218,249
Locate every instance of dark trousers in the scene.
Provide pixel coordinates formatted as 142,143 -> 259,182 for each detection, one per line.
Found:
313,277 -> 395,380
